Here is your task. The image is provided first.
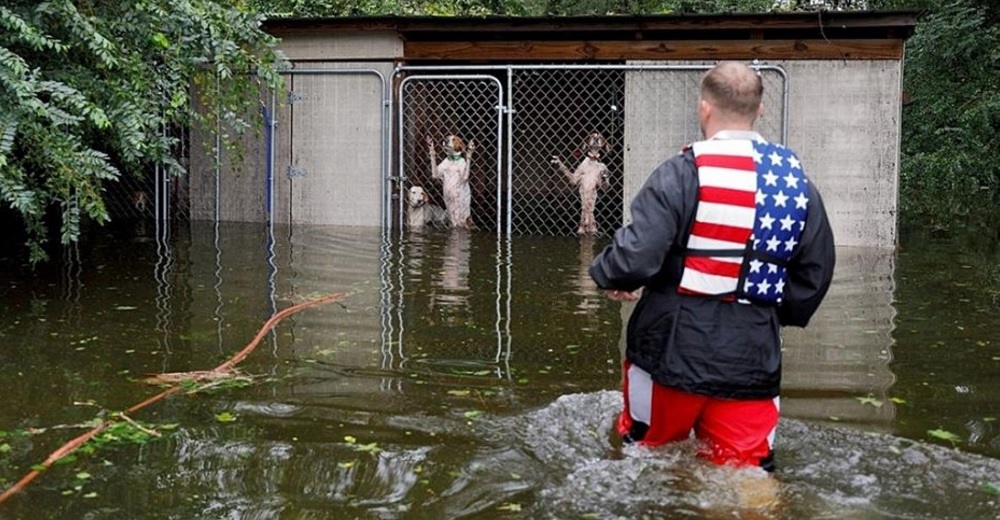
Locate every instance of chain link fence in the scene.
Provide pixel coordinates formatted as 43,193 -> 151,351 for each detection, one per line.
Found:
398,76 -> 503,231
397,64 -> 788,236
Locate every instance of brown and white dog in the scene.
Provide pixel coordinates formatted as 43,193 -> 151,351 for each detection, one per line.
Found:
406,186 -> 448,230
427,135 -> 475,229
552,131 -> 610,234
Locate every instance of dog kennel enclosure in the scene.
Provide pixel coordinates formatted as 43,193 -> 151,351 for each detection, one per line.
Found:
172,11 -> 917,248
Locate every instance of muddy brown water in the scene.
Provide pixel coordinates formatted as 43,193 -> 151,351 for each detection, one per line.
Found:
0,222 -> 998,519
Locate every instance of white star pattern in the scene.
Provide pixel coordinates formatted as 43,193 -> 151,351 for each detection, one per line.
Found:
751,147 -> 763,164
779,214 -> 795,231
759,213 -> 775,230
741,141 -> 809,305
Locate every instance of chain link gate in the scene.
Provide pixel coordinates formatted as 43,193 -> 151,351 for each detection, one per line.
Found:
397,75 -> 505,232
394,64 -> 787,236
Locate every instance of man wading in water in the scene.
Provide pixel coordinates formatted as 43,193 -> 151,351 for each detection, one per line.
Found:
589,61 -> 836,474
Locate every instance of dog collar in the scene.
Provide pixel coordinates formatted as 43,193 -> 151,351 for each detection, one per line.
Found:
446,153 -> 462,161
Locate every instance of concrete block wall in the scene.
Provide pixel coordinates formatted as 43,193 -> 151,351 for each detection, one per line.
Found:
621,59 -> 902,248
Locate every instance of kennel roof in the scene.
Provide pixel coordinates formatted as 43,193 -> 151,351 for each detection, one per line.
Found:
263,10 -> 919,61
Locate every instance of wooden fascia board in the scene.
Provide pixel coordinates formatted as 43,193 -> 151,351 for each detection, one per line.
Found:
404,38 -> 905,61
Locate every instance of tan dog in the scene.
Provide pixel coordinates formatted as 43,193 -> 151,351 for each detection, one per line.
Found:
406,186 -> 448,230
552,132 -> 610,234
427,135 -> 476,229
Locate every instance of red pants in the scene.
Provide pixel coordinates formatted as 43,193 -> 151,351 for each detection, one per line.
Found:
618,362 -> 778,471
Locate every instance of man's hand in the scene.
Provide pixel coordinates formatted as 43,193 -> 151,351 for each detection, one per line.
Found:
604,289 -> 640,302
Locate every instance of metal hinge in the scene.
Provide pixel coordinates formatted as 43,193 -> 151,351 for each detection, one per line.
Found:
287,166 -> 307,178
287,91 -> 304,104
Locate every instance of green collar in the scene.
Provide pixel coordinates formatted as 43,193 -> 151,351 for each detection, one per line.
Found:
446,153 -> 463,161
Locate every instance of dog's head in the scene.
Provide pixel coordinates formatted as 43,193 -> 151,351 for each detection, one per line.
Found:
408,186 -> 429,208
582,132 -> 610,159
441,135 -> 465,155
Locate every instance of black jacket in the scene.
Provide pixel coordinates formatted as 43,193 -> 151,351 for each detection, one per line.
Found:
589,148 -> 836,399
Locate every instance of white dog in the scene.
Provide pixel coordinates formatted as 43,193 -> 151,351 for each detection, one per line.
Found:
552,132 -> 610,234
427,135 -> 475,229
407,186 -> 448,230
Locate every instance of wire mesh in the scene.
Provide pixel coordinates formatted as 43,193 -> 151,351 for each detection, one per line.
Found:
396,64 -> 786,236
399,76 -> 503,231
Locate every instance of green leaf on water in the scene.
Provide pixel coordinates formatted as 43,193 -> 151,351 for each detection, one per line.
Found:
338,461 -> 355,469
984,481 -> 1000,495
983,417 -> 997,422
214,412 -> 237,423
856,396 -> 883,408
75,472 -> 91,480
927,428 -> 962,444
0,443 -> 10,453
344,435 -> 357,444
890,397 -> 907,405
83,492 -> 98,498
355,442 -> 381,453
497,503 -> 522,512
464,410 -> 483,419
447,390 -> 471,397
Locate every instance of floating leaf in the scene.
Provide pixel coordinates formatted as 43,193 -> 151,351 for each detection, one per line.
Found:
214,412 -> 237,423
464,410 -> 482,419
890,397 -> 907,404
113,306 -> 137,311
498,503 -> 522,512
75,472 -> 92,480
0,443 -> 10,453
83,492 -> 97,499
927,428 -> 962,444
338,461 -> 355,469
344,435 -> 357,444
984,481 -> 1000,495
355,442 -> 381,453
856,396 -> 884,408
447,390 -> 471,397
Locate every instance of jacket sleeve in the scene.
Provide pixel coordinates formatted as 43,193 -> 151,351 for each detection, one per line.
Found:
588,156 -> 692,292
777,181 -> 836,327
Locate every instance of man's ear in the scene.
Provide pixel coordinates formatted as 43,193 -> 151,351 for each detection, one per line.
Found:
757,103 -> 765,121
698,98 -> 712,120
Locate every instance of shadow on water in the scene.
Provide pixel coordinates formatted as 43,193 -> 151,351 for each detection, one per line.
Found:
0,222 -> 997,519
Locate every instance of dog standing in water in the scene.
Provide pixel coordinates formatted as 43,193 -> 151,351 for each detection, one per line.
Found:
427,135 -> 476,229
552,132 -> 610,234
406,186 -> 448,230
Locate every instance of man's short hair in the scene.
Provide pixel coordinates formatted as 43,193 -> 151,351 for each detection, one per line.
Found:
700,62 -> 763,120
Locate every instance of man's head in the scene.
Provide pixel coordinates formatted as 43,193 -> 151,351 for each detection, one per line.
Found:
698,61 -> 764,137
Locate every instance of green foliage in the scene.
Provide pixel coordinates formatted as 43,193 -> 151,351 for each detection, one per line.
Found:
899,0 -> 1000,232
0,0 -> 285,263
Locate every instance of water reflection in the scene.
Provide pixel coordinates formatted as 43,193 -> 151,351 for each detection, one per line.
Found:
431,229 -> 472,311
782,246 -> 898,429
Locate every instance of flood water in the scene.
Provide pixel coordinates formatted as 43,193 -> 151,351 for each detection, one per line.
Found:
0,221 -> 998,519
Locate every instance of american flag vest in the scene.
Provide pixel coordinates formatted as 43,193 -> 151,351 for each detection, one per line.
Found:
677,137 -> 809,305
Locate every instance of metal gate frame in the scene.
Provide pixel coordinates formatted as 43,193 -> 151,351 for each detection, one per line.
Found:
393,62 -> 789,235
396,75 -> 506,236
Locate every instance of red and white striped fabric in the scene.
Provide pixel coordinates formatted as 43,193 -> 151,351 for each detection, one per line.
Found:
677,139 -> 758,296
